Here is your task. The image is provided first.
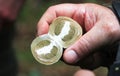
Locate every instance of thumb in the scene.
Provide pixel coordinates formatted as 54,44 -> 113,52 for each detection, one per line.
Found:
63,23 -> 113,64
74,70 -> 95,76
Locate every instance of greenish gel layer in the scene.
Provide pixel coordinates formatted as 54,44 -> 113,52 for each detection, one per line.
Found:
54,21 -> 64,35
35,40 -> 50,50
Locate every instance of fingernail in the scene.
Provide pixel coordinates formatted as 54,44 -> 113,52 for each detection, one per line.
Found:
65,50 -> 79,64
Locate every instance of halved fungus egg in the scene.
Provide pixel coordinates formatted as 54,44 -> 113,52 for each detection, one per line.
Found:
31,16 -> 83,65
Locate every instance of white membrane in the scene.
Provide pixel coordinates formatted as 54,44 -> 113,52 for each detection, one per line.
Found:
35,41 -> 56,55
58,21 -> 70,38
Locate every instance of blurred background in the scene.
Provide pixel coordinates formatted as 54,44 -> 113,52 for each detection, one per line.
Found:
12,0 -> 111,76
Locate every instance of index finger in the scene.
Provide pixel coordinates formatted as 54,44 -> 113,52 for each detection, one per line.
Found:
37,3 -> 85,35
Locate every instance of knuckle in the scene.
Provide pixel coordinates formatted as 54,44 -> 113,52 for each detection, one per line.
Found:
102,23 -> 119,39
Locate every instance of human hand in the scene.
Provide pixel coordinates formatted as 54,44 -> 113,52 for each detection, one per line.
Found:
37,3 -> 120,69
74,69 -> 95,76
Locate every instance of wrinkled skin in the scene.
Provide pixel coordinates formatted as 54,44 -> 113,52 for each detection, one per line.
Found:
37,3 -> 120,70
74,69 -> 95,76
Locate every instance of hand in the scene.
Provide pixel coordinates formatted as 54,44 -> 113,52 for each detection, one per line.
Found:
37,3 -> 120,69
74,69 -> 95,76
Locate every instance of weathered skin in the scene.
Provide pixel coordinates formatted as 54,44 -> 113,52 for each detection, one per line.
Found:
37,3 -> 120,69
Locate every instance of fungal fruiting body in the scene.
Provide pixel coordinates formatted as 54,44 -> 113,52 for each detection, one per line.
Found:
31,16 -> 82,65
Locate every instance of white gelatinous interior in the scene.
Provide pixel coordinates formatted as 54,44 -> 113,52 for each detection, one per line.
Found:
35,41 -> 56,56
58,21 -> 70,39
51,21 -> 71,43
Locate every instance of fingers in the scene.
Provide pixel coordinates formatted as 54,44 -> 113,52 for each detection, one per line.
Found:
37,3 -> 85,35
74,70 -> 95,76
37,3 -> 120,66
63,4 -> 120,64
63,21 -> 115,64
37,20 -> 49,36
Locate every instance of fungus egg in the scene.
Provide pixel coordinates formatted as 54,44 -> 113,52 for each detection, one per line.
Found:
31,16 -> 82,65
